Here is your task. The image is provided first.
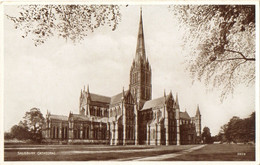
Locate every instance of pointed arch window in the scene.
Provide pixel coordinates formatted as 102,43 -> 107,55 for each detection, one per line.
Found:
52,126 -> 56,139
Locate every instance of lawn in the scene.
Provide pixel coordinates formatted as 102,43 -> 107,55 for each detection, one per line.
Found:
165,144 -> 255,161
4,143 -> 255,161
4,144 -> 194,161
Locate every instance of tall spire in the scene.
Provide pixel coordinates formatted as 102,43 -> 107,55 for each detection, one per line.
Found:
135,7 -> 146,63
129,7 -> 152,105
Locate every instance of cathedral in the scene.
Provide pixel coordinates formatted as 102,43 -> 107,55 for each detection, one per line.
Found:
42,9 -> 202,145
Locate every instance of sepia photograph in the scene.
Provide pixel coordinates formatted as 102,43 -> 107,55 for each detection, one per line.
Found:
1,2 -> 258,163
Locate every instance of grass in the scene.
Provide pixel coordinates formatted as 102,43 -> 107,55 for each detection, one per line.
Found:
165,144 -> 255,161
4,143 -> 255,161
4,144 -> 194,161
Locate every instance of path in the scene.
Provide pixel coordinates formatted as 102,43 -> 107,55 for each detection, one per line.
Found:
116,144 -> 206,161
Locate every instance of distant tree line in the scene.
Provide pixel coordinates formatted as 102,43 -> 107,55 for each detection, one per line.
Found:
214,112 -> 255,143
4,108 -> 44,143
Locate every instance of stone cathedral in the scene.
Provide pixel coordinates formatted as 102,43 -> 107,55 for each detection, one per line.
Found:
42,10 -> 202,145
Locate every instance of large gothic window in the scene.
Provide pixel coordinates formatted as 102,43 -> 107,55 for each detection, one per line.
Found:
151,129 -> 155,139
65,127 -> 68,139
93,128 -> 97,139
90,106 -> 93,115
104,109 -> 108,117
97,107 -> 100,116
52,126 -> 56,139
74,129 -> 78,139
86,126 -> 89,139
56,127 -> 59,138
83,127 -> 86,139
61,127 -> 64,139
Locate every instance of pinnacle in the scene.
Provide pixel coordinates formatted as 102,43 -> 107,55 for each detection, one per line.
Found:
196,104 -> 201,116
175,93 -> 180,109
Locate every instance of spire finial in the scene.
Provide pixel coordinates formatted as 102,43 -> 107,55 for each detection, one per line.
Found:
164,89 -> 166,97
83,85 -> 85,92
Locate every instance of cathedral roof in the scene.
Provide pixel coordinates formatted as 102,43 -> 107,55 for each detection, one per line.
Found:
110,92 -> 123,105
89,93 -> 111,104
70,114 -> 90,121
179,111 -> 191,120
110,90 -> 130,106
141,96 -> 166,110
49,114 -> 68,121
109,93 -> 122,106
85,89 -> 131,106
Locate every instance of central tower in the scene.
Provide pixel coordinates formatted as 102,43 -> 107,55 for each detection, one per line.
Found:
129,9 -> 152,108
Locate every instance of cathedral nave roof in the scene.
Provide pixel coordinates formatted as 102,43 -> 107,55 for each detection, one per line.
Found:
49,114 -> 68,121
88,93 -> 111,104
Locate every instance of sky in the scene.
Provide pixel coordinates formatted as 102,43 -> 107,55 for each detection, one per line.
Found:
3,5 -> 255,136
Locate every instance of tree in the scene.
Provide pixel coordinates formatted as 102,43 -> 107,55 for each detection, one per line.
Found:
6,5 -> 121,46
202,127 -> 212,143
169,5 -> 255,101
20,107 -> 45,142
224,116 -> 242,142
211,134 -> 221,142
246,112 -> 255,142
4,132 -> 14,140
202,126 -> 212,144
10,123 -> 31,140
219,112 -> 255,143
5,108 -> 45,142
218,124 -> 228,142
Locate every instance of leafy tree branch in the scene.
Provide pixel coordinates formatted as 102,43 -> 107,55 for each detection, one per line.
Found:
6,5 -> 121,46
169,5 -> 255,101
